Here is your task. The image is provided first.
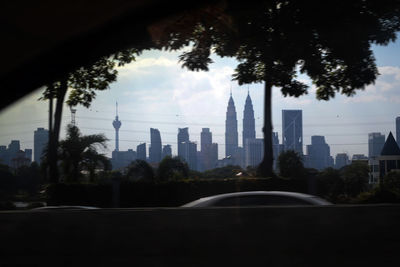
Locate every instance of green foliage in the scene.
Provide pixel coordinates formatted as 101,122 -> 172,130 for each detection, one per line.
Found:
157,156 -> 189,181
163,1 -> 400,99
40,49 -> 140,107
382,171 -> 400,192
0,163 -> 15,198
277,150 -> 305,179
340,161 -> 369,197
316,167 -> 345,202
202,165 -> 243,179
355,187 -> 400,204
125,160 -> 155,182
57,125 -> 110,183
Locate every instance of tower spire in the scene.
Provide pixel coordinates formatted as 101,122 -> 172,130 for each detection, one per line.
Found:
112,101 -> 121,152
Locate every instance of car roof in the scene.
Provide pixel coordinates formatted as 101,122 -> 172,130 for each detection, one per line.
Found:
182,191 -> 331,207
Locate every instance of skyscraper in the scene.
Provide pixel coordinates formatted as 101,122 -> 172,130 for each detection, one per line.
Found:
112,102 -> 121,152
245,138 -> 264,168
181,141 -> 197,171
272,132 -> 283,170
396,116 -> 400,147
34,127 -> 49,164
242,90 -> 256,147
162,145 -> 172,159
177,127 -> 189,159
200,128 -> 213,171
201,128 -> 212,152
136,143 -> 146,161
305,135 -> 333,170
225,92 -> 238,157
282,109 -> 303,155
335,153 -> 350,169
149,128 -> 162,163
368,132 -> 385,158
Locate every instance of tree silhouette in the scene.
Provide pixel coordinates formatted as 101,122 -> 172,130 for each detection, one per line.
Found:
156,0 -> 400,177
125,160 -> 155,182
157,156 -> 189,181
40,49 -> 141,183
277,150 -> 304,179
57,125 -> 110,183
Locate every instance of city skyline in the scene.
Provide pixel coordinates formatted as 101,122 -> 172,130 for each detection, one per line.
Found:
1,40 -> 400,160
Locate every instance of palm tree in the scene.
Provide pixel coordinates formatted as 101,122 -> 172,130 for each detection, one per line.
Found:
58,124 -> 110,183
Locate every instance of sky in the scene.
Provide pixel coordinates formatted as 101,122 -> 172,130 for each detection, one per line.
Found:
1,39 -> 400,161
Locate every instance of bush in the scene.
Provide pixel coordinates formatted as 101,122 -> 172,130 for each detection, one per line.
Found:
355,187 -> 400,204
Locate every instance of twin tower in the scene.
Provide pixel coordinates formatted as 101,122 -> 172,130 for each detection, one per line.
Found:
225,90 -> 255,158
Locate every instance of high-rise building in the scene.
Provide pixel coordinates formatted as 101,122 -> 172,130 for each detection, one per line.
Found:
112,102 -> 121,152
200,128 -> 213,171
0,140 -> 32,167
396,116 -> 400,147
149,128 -> 162,163
111,149 -> 136,170
177,127 -> 189,159
282,109 -> 303,155
210,143 -> 218,170
162,145 -> 172,159
368,132 -> 385,158
335,153 -> 350,169
245,138 -> 264,168
201,128 -> 212,152
225,92 -> 238,157
34,127 -> 49,164
136,143 -> 146,161
243,90 -> 256,147
272,132 -> 284,170
379,132 -> 400,180
181,141 -> 197,171
305,136 -> 334,170
25,149 -> 32,163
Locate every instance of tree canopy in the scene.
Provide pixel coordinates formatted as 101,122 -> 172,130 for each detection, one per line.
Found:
155,0 -> 400,176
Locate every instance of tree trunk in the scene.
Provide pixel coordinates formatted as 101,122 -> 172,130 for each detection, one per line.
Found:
257,81 -> 274,177
48,78 -> 68,183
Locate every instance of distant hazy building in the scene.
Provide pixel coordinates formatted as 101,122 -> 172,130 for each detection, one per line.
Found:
112,102 -> 122,152
272,132 -> 284,170
352,154 -> 368,163
149,128 -> 162,163
177,128 -> 189,159
181,141 -> 197,171
305,136 -> 334,170
25,149 -> 32,163
368,132 -> 385,158
136,143 -> 146,161
379,132 -> 400,181
232,147 -> 244,168
0,140 -> 31,168
11,149 -> 31,169
245,138 -> 264,168
34,127 -> 49,164
200,128 -> 216,171
162,145 -> 172,159
225,92 -> 238,157
282,110 -> 303,155
243,91 -> 256,147
396,117 -> 400,147
210,143 -> 218,170
335,153 -> 350,169
112,149 -> 136,170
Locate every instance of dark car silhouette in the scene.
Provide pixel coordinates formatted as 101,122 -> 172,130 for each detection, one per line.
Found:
181,191 -> 332,207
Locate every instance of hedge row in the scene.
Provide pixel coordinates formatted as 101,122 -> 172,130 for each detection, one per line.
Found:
46,177 -> 310,207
